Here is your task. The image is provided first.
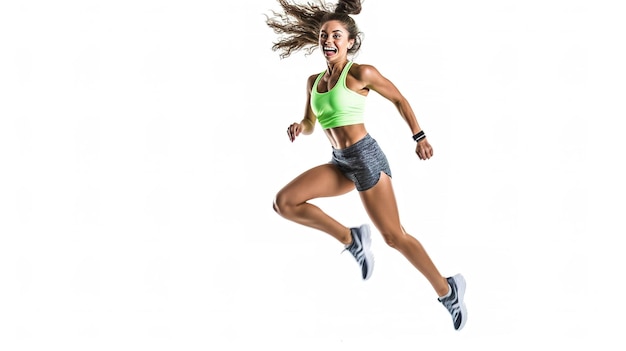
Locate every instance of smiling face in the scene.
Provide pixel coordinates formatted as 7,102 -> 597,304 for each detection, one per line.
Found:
319,20 -> 355,62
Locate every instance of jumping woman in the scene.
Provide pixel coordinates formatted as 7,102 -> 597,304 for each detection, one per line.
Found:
266,0 -> 468,331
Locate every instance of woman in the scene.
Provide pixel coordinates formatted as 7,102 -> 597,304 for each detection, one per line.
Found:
266,0 -> 467,331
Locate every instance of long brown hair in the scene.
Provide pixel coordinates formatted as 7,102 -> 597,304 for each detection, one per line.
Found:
265,0 -> 363,59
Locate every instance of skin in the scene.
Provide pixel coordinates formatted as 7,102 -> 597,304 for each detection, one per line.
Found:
274,20 -> 449,297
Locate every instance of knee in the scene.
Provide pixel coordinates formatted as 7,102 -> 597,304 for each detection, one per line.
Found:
272,191 -> 292,217
380,230 -> 405,249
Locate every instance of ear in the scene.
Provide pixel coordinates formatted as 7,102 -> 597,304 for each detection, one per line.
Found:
348,39 -> 355,49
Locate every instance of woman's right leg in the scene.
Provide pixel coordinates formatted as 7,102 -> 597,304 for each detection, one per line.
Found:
273,163 -> 355,245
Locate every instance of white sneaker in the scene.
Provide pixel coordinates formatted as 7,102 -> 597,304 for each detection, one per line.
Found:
438,274 -> 467,331
342,224 -> 375,280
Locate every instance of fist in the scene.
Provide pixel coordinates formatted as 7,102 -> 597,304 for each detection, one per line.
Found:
287,123 -> 302,142
415,138 -> 433,160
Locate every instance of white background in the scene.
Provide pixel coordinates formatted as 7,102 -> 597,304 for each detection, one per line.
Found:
1,0 -> 624,350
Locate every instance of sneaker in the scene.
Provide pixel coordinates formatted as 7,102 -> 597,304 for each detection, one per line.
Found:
438,274 -> 467,331
342,224 -> 374,280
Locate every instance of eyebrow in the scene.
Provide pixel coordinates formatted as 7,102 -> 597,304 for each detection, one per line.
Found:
320,29 -> 344,33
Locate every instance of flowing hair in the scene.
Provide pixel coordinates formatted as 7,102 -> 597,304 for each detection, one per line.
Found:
265,0 -> 363,59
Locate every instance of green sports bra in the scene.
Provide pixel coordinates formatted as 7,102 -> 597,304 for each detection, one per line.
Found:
310,61 -> 367,129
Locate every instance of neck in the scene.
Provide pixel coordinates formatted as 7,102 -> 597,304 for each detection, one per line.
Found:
326,59 -> 349,75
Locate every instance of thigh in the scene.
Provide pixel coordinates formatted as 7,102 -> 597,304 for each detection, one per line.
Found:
358,172 -> 403,234
276,163 -> 356,205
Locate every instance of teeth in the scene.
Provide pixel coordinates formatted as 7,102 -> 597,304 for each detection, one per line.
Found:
323,47 -> 337,52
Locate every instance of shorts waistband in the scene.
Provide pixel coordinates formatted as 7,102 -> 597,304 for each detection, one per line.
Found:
331,134 -> 375,156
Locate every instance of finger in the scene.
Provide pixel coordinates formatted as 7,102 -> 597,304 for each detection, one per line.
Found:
416,145 -> 423,160
418,144 -> 432,160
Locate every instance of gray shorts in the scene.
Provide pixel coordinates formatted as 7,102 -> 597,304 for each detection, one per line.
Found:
330,134 -> 392,191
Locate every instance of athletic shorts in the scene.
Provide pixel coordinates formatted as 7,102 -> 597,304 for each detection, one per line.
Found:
330,134 -> 392,191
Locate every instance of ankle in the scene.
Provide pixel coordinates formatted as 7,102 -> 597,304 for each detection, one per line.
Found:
342,228 -> 354,246
437,278 -> 451,298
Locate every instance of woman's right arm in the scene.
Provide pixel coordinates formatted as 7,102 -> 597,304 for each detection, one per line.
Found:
287,74 -> 318,142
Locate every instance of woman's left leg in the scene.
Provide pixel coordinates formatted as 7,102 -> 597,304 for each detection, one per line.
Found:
358,172 -> 449,297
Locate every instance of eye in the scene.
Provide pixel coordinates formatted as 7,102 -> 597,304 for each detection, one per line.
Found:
333,34 -> 341,39
320,33 -> 327,39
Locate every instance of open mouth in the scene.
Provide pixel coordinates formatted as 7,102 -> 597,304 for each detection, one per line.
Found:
323,46 -> 338,55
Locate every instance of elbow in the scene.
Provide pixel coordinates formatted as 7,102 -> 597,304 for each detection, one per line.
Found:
394,96 -> 411,111
302,119 -> 315,134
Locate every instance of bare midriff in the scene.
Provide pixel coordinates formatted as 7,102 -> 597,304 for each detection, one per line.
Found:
324,123 -> 368,149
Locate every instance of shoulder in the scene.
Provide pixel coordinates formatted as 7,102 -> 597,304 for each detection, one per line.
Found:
349,63 -> 382,81
307,73 -> 322,90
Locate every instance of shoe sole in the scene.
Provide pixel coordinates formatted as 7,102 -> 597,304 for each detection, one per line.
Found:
453,273 -> 467,331
360,224 -> 374,280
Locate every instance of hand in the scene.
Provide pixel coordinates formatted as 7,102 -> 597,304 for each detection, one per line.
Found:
287,123 -> 302,142
415,138 -> 433,160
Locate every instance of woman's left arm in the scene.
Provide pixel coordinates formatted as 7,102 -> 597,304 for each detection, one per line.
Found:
357,64 -> 434,160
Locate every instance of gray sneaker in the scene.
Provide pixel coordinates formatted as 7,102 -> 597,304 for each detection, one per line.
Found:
343,224 -> 374,280
438,274 -> 467,331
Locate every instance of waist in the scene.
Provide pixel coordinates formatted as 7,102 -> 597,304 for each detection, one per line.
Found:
330,132 -> 375,154
325,123 -> 368,149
